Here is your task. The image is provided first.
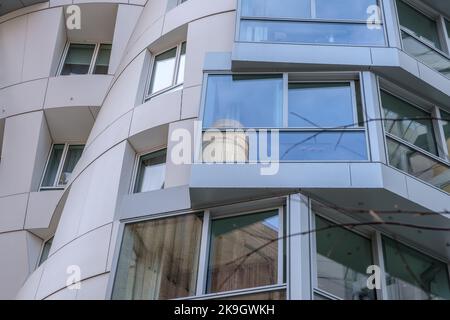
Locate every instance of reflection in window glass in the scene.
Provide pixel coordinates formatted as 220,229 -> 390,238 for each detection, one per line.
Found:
381,91 -> 437,155
387,138 -> 450,193
240,20 -> 385,46
94,44 -> 112,75
61,44 -> 96,75
280,131 -> 368,161
58,145 -> 84,186
134,149 -> 166,193
396,0 -> 441,49
207,211 -> 280,294
241,0 -> 310,19
41,144 -> 64,187
288,83 -> 355,128
112,214 -> 203,300
316,0 -> 378,20
203,75 -> 283,128
382,236 -> 450,300
315,216 -> 376,300
149,48 -> 177,95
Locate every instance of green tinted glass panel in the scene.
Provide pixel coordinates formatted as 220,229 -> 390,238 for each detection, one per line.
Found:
58,145 -> 84,186
61,44 -> 95,75
396,0 -> 441,49
381,91 -> 437,155
315,216 -> 376,300
383,236 -> 450,300
41,144 -> 64,187
94,44 -> 112,74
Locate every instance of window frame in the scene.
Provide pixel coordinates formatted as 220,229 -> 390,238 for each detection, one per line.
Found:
395,0 -> 450,78
236,0 -> 388,47
130,146 -> 167,194
40,143 -> 85,190
144,42 -> 186,101
310,199 -> 450,300
110,202 -> 288,300
199,72 -> 371,163
57,42 -> 112,76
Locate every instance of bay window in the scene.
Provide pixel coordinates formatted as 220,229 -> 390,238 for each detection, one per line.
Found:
112,207 -> 286,300
396,0 -> 450,78
41,144 -> 84,189
239,0 -> 385,46
202,74 -> 368,162
380,88 -> 450,193
59,43 -> 112,76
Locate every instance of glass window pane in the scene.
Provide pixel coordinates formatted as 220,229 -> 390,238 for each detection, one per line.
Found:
217,290 -> 286,300
381,91 -> 437,155
112,214 -> 203,300
240,20 -> 385,46
443,110 -> 450,157
396,0 -> 441,49
280,131 -> 368,161
203,75 -> 283,128
94,44 -> 112,75
176,43 -> 186,85
134,149 -> 166,193
58,145 -> 84,186
382,236 -> 450,300
401,31 -> 450,78
61,44 -> 95,75
149,48 -> 177,95
41,144 -> 64,187
387,138 -> 450,193
288,83 -> 355,128
241,0 -> 310,19
315,216 -> 376,300
207,211 -> 280,294
316,0 -> 378,20
38,237 -> 53,267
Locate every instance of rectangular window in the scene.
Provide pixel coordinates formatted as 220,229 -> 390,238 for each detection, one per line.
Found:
396,0 -> 450,78
381,91 -> 437,155
134,149 -> 167,193
38,237 -> 53,267
60,43 -> 111,76
314,216 -> 376,300
203,75 -> 283,129
442,110 -> 450,157
112,214 -> 203,300
382,236 -> 450,300
147,42 -> 186,98
41,144 -> 84,189
206,210 -> 282,294
202,75 -> 368,162
239,0 -> 385,46
93,44 -> 112,75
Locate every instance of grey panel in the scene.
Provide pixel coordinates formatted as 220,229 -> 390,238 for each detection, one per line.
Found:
0,0 -> 47,16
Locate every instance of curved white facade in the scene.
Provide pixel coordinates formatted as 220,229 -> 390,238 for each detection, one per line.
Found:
0,0 -> 449,300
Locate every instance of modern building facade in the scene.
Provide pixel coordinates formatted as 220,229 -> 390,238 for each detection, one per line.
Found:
0,0 -> 449,300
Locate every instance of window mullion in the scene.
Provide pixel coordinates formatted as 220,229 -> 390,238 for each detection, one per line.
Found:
310,0 -> 316,19
372,231 -> 389,300
277,206 -> 284,285
283,73 -> 289,128
89,43 -> 100,74
172,44 -> 182,87
437,15 -> 450,54
196,210 -> 211,296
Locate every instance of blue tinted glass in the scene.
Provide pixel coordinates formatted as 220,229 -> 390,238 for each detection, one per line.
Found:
241,0 -> 310,19
316,0 -> 378,20
240,20 -> 385,46
289,83 -> 355,128
279,131 -> 367,161
203,75 -> 283,128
